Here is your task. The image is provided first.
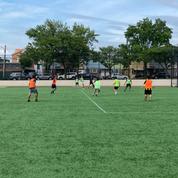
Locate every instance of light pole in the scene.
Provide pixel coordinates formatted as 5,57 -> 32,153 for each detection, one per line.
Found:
0,45 -> 6,79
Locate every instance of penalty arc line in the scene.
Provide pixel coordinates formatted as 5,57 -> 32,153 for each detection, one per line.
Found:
81,90 -> 107,114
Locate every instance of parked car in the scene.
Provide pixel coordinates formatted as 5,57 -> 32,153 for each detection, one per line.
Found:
111,73 -> 128,80
58,72 -> 76,80
77,73 -> 98,80
36,73 -> 52,80
24,72 -> 37,79
135,73 -> 145,79
102,75 -> 112,79
153,72 -> 170,79
9,72 -> 27,80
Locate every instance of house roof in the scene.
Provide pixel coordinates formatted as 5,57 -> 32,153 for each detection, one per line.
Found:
86,60 -> 107,69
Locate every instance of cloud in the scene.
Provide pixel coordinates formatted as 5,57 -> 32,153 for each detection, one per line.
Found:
67,13 -> 128,26
2,11 -> 29,18
1,0 -> 178,53
0,1 -> 13,8
156,0 -> 178,8
0,4 -> 49,20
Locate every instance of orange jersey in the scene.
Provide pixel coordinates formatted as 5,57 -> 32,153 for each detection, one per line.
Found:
29,78 -> 36,89
144,79 -> 152,89
52,79 -> 56,85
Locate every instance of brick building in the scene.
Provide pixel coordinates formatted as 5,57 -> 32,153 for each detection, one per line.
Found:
12,48 -> 24,63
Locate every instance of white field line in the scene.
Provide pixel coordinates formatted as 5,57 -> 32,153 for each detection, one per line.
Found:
81,90 -> 107,114
107,111 -> 177,114
81,90 -> 176,115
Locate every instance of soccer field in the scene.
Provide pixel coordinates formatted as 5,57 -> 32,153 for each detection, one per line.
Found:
0,86 -> 178,178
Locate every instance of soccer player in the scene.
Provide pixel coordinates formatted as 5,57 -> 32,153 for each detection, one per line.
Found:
113,78 -> 120,95
75,77 -> 79,87
88,75 -> 94,88
93,78 -> 101,96
51,75 -> 57,94
80,76 -> 84,88
124,78 -> 132,92
28,75 -> 38,102
144,76 -> 152,101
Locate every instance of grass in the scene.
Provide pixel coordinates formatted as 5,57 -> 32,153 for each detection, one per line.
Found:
0,86 -> 178,178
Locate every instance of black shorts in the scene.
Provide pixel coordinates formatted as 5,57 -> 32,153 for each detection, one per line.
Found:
114,86 -> 119,90
126,84 -> 131,88
51,84 -> 56,89
145,89 -> 152,95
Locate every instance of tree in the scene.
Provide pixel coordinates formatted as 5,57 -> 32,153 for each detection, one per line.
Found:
26,20 -> 70,73
118,43 -> 141,77
125,18 -> 172,75
147,45 -> 178,73
99,46 -> 119,77
25,20 -> 98,77
69,23 -> 98,74
19,44 -> 40,69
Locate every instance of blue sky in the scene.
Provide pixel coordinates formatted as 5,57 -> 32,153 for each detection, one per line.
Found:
0,0 -> 178,55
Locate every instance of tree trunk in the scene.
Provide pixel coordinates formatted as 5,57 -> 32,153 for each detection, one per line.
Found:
109,68 -> 112,78
62,62 -> 67,79
144,62 -> 147,77
127,65 -> 131,78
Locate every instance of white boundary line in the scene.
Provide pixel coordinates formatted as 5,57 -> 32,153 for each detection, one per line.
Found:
107,111 -> 177,114
81,90 -> 107,114
81,90 -> 177,115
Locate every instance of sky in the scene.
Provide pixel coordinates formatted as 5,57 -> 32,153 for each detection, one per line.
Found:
0,0 -> 178,55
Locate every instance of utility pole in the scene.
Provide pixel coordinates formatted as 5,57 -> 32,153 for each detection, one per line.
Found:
3,45 -> 6,79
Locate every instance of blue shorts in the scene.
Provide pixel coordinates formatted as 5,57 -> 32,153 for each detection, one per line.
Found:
29,88 -> 38,94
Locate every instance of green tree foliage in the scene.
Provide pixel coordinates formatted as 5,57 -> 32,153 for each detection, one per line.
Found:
21,20 -> 97,77
147,45 -> 178,73
125,18 -> 172,75
19,44 -> 40,69
99,46 -> 119,76
69,23 -> 98,72
118,44 -> 141,77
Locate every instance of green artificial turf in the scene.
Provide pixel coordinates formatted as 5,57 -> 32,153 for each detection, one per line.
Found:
0,86 -> 178,178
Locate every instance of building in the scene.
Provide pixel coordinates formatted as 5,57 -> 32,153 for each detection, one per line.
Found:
12,48 -> 24,63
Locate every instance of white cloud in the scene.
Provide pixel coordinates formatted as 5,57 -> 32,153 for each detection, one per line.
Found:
0,4 -> 49,20
1,0 -> 178,53
157,0 -> 178,8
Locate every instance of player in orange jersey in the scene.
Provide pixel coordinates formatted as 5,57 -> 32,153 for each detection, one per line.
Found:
28,75 -> 38,102
51,75 -> 57,94
144,76 -> 152,101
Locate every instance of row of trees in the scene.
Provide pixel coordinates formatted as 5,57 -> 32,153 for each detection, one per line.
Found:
20,20 -> 98,78
20,18 -> 178,77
